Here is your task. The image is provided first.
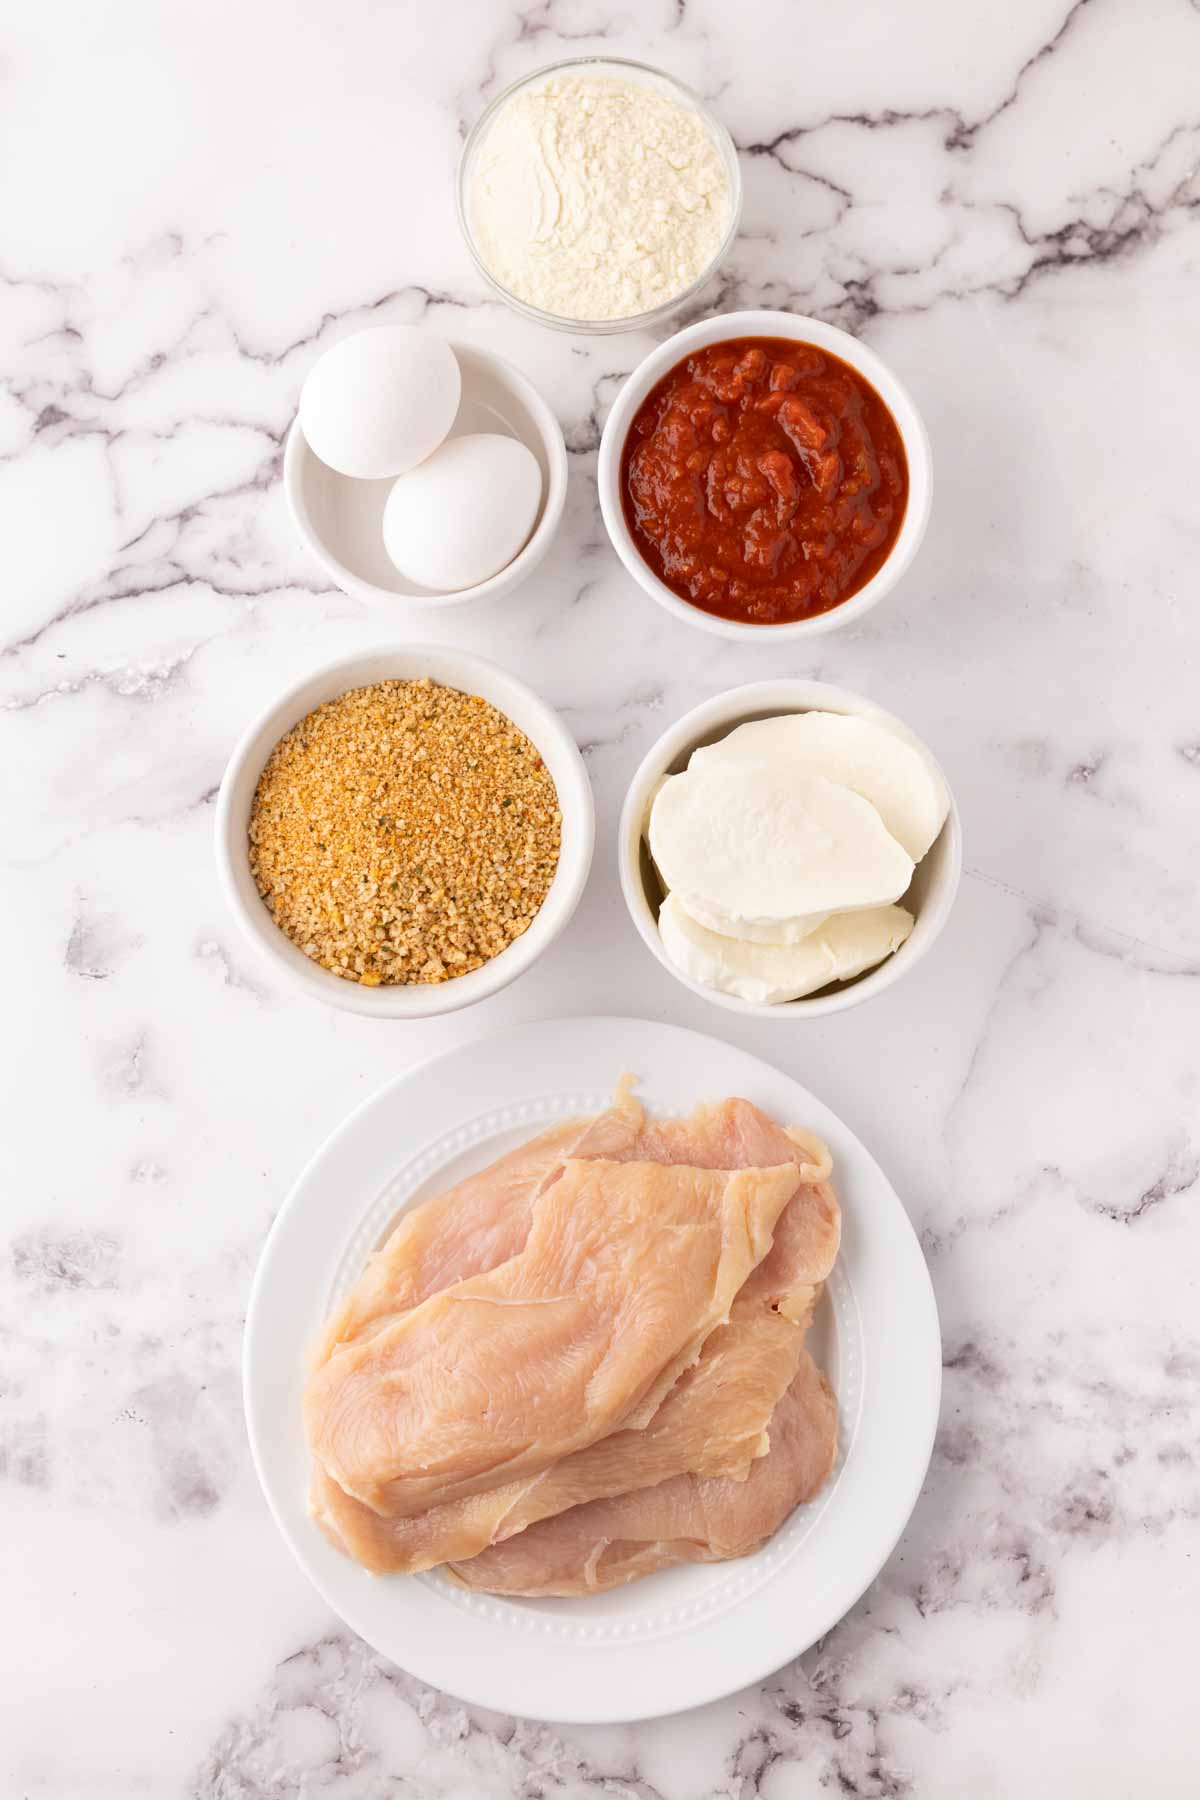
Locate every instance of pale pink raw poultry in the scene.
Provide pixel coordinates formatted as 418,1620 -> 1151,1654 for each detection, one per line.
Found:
311,1288 -> 829,1575
305,1153 -> 800,1519
309,1097 -> 840,1575
309,1300 -> 806,1572
447,1347 -> 839,1597
310,1089 -> 824,1370
309,1084 -> 646,1369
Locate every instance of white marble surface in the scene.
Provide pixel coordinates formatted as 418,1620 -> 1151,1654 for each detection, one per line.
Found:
3,0 -> 1199,1792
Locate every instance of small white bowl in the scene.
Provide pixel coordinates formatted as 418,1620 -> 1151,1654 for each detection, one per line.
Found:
285,341 -> 567,609
598,309 -> 932,642
216,645 -> 594,1018
618,680 -> 961,1018
457,57 -> 742,335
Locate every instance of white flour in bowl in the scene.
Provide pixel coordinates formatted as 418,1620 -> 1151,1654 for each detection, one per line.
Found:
468,72 -> 733,324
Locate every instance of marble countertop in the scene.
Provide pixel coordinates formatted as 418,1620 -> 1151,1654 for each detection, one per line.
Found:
4,0 -> 1199,1792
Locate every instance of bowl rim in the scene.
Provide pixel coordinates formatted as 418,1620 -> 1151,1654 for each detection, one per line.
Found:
617,678 -> 961,1018
284,339 -> 568,608
597,308 -> 933,641
455,55 -> 743,335
215,643 -> 594,1018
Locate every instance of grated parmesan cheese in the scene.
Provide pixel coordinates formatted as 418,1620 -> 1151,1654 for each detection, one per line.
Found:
468,73 -> 733,323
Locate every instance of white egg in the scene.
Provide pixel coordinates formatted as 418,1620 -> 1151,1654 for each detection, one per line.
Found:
299,326 -> 460,480
382,433 -> 543,592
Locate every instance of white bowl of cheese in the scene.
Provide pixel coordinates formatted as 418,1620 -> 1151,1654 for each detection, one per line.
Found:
618,681 -> 961,1017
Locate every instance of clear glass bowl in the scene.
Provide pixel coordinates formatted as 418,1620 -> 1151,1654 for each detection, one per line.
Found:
456,56 -> 743,336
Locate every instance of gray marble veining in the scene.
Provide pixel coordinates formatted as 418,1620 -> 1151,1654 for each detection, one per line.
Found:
2,0 -> 1199,1793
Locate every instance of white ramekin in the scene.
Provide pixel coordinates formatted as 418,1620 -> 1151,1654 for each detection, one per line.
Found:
457,57 -> 742,335
216,645 -> 594,1018
618,680 -> 960,1018
285,341 -> 567,609
598,309 -> 933,642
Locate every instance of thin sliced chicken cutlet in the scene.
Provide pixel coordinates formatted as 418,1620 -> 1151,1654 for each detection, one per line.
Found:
447,1348 -> 838,1597
308,1096 -> 839,1572
310,1091 -> 828,1373
310,1084 -> 647,1369
633,1100 -> 830,1180
311,1163 -> 839,1574
312,1297 -> 808,1574
305,1154 -> 800,1519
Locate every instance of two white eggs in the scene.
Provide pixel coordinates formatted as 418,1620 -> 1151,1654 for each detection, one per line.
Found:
298,326 -> 543,593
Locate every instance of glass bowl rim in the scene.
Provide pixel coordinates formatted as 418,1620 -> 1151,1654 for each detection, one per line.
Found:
455,54 -> 743,336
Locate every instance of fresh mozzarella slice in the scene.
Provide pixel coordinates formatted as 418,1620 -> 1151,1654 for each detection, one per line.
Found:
679,903 -> 832,946
646,778 -> 830,944
642,773 -> 670,834
649,765 -> 914,942
689,711 -> 949,863
659,894 -> 914,1004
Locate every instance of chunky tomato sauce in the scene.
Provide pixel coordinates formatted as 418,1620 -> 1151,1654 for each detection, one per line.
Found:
621,336 -> 908,626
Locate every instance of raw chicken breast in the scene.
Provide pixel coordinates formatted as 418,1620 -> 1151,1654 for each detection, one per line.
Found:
631,1098 -> 830,1178
448,1348 -> 838,1597
305,1154 -> 800,1519
310,1300 -> 799,1571
312,1091 -> 823,1372
310,1144 -> 840,1574
310,1084 -> 646,1369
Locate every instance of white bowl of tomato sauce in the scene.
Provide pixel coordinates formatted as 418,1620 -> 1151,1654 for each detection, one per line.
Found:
597,310 -> 932,641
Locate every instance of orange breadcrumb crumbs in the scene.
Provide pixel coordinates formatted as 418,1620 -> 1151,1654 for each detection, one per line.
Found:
248,679 -> 561,986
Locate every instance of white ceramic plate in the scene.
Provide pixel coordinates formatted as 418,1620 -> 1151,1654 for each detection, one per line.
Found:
244,1016 -> 940,1723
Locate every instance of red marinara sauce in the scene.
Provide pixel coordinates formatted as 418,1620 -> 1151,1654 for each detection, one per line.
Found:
620,336 -> 908,626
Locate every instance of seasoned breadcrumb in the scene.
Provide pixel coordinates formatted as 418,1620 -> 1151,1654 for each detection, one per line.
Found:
248,679 -> 561,986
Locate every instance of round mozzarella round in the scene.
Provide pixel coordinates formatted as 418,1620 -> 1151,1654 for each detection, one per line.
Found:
658,893 -> 914,1004
299,327 -> 460,480
649,764 -> 914,941
382,433 -> 542,592
689,711 -> 949,864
